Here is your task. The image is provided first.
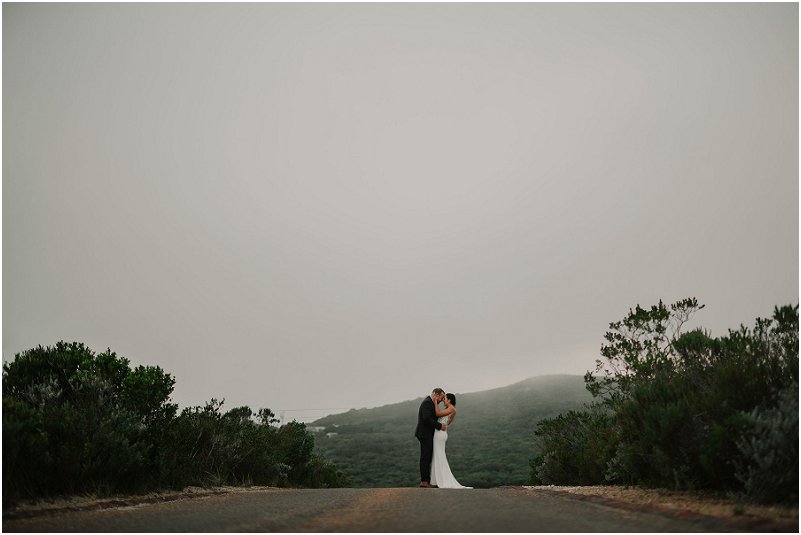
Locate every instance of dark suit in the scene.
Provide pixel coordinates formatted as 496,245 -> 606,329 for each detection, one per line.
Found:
415,395 -> 442,483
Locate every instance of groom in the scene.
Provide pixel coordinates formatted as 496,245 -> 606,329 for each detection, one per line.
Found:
415,387 -> 447,488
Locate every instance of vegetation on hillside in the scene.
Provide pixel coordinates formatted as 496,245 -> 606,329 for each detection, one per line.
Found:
529,299 -> 798,504
2,342 -> 349,506
311,375 -> 592,488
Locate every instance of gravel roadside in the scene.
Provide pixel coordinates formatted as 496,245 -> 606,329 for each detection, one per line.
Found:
524,485 -> 798,532
2,485 -> 274,520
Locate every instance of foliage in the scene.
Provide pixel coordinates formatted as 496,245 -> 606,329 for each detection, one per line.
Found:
529,300 -> 798,503
734,382 -> 798,504
529,406 -> 617,486
2,342 -> 348,506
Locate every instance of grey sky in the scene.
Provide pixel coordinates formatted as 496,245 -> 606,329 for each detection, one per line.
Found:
3,3 -> 798,422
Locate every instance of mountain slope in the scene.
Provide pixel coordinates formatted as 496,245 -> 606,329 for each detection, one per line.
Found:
311,375 -> 593,488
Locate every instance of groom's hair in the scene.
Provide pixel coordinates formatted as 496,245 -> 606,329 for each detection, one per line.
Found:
432,388 -> 445,395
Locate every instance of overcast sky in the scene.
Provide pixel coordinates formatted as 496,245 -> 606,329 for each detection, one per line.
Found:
3,3 -> 798,422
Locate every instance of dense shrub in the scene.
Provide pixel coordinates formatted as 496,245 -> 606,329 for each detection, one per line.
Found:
734,382 -> 798,504
529,300 -> 798,502
3,342 -> 168,501
2,342 -> 348,506
529,407 -> 617,485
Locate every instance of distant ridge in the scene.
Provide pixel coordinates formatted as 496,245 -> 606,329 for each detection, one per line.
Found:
311,374 -> 592,488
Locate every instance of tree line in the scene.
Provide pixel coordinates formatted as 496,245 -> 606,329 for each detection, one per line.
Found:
3,342 -> 349,506
529,299 -> 798,504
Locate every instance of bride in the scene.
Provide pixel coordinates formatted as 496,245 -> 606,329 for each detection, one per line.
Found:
430,393 -> 472,489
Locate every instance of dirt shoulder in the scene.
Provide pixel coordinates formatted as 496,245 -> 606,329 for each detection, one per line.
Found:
2,485 -> 282,520
524,485 -> 798,532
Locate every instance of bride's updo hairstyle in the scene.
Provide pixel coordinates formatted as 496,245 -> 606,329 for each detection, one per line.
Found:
446,393 -> 456,405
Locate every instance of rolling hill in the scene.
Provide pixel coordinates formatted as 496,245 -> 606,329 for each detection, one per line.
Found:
310,375 -> 593,488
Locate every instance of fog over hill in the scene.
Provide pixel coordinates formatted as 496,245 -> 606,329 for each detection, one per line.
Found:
311,375 -> 593,488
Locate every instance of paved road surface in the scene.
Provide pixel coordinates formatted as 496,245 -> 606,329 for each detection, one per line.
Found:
4,487 -> 750,532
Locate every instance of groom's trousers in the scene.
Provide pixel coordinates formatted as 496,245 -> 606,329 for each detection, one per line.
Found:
417,435 -> 434,483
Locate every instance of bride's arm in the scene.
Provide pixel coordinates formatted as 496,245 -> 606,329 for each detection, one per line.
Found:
434,403 -> 455,417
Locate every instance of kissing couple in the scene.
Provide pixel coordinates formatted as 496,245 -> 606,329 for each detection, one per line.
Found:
414,387 -> 472,489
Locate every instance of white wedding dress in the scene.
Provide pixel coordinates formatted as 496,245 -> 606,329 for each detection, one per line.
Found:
430,415 -> 472,489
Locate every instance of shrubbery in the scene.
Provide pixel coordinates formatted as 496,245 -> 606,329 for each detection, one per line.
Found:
734,382 -> 798,503
530,299 -> 798,504
529,407 -> 617,486
3,342 -> 349,506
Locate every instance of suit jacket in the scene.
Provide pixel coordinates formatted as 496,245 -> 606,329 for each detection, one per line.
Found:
415,396 -> 441,439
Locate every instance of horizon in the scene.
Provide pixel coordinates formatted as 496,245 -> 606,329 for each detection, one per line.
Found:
299,372 -> 589,423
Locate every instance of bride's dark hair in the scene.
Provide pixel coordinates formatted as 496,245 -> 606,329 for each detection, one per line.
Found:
446,393 -> 456,406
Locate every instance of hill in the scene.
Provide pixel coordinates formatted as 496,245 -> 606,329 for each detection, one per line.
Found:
310,375 -> 593,488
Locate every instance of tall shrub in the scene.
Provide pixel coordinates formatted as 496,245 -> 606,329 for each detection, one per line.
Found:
3,342 -> 348,506
530,300 -> 798,499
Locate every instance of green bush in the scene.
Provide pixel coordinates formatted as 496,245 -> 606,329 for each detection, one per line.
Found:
529,407 -> 617,485
2,343 -> 159,502
2,342 -> 348,506
735,383 -> 798,504
529,300 -> 798,502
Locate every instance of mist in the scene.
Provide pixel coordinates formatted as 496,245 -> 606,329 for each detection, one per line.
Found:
3,3 -> 797,422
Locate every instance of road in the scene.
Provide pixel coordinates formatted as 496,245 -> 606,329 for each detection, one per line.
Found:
3,487 -> 754,532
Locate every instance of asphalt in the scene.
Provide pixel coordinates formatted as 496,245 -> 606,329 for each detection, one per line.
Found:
3,487 -> 757,532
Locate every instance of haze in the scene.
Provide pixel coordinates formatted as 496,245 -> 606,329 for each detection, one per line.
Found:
3,3 -> 798,422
